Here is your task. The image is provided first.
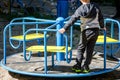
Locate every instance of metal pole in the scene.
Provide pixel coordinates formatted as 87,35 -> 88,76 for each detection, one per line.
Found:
57,0 -> 69,18
56,17 -> 65,61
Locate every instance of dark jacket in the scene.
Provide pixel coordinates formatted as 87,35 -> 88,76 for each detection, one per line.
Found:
63,2 -> 104,31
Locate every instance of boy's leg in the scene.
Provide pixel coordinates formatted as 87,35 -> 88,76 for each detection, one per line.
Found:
77,31 -> 87,63
83,29 -> 99,73
72,31 -> 87,72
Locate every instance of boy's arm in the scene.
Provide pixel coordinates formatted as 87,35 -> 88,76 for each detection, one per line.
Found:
99,13 -> 104,28
63,9 -> 80,30
59,9 -> 80,33
98,6 -> 104,29
98,10 -> 106,31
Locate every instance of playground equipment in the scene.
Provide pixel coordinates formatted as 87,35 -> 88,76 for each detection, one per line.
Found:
96,18 -> 120,57
1,17 -> 120,78
57,0 -> 69,18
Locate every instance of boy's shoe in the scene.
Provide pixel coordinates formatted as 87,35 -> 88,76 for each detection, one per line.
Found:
82,65 -> 90,73
82,69 -> 90,73
72,64 -> 81,73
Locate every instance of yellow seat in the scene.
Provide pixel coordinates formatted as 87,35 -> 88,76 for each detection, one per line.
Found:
26,45 -> 71,53
10,33 -> 49,41
96,35 -> 119,43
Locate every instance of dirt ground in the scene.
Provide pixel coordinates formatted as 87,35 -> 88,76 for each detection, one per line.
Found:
0,5 -> 120,80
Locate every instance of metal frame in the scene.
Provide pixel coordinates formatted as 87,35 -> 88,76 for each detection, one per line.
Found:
1,17 -> 120,78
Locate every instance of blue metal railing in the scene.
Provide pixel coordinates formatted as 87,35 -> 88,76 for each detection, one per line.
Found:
3,17 -> 73,65
23,28 -> 72,74
104,18 -> 120,56
2,17 -> 120,76
105,18 -> 120,41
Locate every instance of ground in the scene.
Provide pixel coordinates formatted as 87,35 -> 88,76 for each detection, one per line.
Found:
0,5 -> 120,80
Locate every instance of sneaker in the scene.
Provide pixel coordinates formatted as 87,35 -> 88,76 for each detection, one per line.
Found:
82,65 -> 90,73
72,64 -> 81,73
83,69 -> 90,73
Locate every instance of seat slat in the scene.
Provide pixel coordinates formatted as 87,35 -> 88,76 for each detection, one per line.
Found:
96,35 -> 119,44
10,33 -> 49,41
26,45 -> 71,53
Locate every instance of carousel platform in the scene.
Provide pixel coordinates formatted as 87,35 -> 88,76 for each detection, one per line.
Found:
1,50 -> 120,78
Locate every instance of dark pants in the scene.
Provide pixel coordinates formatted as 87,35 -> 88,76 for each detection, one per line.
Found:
76,28 -> 99,66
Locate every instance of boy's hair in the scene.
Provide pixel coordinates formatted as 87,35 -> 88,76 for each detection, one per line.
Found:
81,0 -> 90,2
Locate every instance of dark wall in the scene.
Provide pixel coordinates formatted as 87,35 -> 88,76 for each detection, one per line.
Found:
91,0 -> 115,5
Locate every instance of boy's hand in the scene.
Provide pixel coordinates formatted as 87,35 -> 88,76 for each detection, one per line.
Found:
58,28 -> 66,34
101,27 -> 106,31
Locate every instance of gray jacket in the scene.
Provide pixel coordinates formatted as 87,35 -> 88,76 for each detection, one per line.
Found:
63,2 -> 104,31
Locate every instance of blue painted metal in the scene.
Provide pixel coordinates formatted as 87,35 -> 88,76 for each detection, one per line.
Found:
65,25 -> 73,63
23,25 -> 58,61
105,18 -> 120,41
56,17 -> 65,61
23,28 -> 72,73
3,17 -> 58,62
10,17 -> 56,23
57,0 -> 69,18
1,58 -> 120,77
44,31 -> 48,74
104,18 -> 120,56
1,17 -> 120,78
23,34 -> 31,61
103,30 -> 107,70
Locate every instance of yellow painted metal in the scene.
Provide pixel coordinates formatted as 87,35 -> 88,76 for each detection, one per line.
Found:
11,33 -> 49,40
96,35 -> 119,43
26,45 -> 71,53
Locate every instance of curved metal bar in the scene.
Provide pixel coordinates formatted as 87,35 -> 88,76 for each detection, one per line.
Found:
3,24 -> 12,64
22,20 -> 59,61
8,23 -> 22,49
9,39 -> 22,49
23,33 -> 32,61
23,28 -> 72,63
8,21 -> 57,49
1,58 -> 120,78
22,29 -> 55,61
63,26 -> 73,63
9,21 -> 56,25
46,22 -> 59,29
2,17 -> 120,77
24,51 -> 32,61
104,18 -> 120,56
103,29 -> 107,70
64,33 -> 72,63
105,18 -> 120,40
10,17 -> 56,23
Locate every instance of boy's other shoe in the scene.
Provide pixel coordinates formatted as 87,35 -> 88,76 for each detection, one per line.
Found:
72,64 -> 82,73
82,65 -> 90,73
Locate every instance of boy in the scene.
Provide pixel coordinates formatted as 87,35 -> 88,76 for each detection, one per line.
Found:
59,0 -> 106,73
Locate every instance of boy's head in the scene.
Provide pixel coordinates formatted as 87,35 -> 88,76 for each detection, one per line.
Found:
80,0 -> 90,3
